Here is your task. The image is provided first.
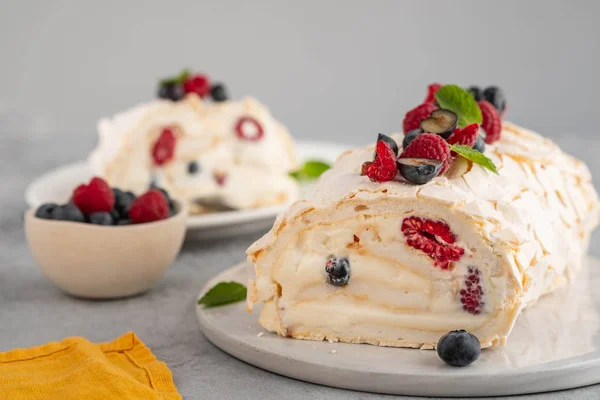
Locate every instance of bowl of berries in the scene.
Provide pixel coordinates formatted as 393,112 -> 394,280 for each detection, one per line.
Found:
24,177 -> 187,299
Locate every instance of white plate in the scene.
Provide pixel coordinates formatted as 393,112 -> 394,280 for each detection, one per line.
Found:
196,259 -> 600,397
25,141 -> 350,238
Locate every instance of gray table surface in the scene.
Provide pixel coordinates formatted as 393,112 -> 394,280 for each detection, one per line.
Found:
1,133 -> 599,400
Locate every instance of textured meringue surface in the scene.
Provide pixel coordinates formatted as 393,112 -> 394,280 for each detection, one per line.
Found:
89,95 -> 298,212
246,122 -> 599,349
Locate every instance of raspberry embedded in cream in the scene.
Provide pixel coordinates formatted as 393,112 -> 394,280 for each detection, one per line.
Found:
246,122 -> 599,349
89,94 -> 299,211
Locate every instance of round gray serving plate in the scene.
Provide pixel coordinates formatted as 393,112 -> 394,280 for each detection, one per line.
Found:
196,259 -> 600,397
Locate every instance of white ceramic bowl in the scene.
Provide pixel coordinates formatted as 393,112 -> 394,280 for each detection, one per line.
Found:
24,201 -> 188,299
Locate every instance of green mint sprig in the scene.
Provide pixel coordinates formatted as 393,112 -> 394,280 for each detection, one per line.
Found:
290,160 -> 331,181
160,68 -> 191,86
198,282 -> 247,308
450,144 -> 498,174
434,85 -> 483,128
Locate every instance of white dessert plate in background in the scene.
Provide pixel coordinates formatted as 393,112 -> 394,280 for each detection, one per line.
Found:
25,140 -> 350,239
196,258 -> 600,397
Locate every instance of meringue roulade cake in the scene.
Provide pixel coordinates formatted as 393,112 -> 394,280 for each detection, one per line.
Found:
89,70 -> 298,213
246,84 -> 599,349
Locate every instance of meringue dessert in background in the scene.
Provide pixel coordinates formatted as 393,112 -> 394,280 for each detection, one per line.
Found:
246,83 -> 599,350
89,70 -> 298,214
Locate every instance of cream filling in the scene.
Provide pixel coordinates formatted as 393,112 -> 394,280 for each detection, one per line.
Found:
258,207 -> 522,346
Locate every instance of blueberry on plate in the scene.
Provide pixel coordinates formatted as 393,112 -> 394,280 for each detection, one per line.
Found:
467,86 -> 483,101
158,81 -> 185,101
35,203 -> 58,219
210,83 -> 228,102
377,133 -> 399,156
402,129 -> 422,149
437,330 -> 481,367
420,109 -> 458,139
89,212 -> 114,226
51,204 -> 85,223
482,86 -> 506,113
397,158 -> 442,184
473,135 -> 485,153
325,256 -> 350,286
116,219 -> 131,226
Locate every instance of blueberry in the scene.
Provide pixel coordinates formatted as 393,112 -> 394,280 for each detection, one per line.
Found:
187,161 -> 200,174
211,83 -> 228,102
473,135 -> 485,153
158,81 -> 185,101
111,209 -> 121,221
398,158 -> 443,185
402,129 -> 422,149
51,204 -> 85,223
325,256 -> 350,286
116,219 -> 131,226
113,188 -> 135,219
169,201 -> 177,217
482,86 -> 506,113
377,133 -> 399,156
420,109 -> 458,139
89,212 -> 114,226
158,188 -> 170,201
467,86 -> 483,101
35,203 -> 58,219
437,330 -> 481,367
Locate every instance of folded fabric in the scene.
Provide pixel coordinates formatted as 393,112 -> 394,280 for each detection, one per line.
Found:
0,332 -> 181,400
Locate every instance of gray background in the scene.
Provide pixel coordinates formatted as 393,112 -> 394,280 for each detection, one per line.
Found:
2,1 -> 600,399
1,0 -> 599,144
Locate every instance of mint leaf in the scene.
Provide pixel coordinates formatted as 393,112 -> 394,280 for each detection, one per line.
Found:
198,282 -> 247,308
159,68 -> 191,86
290,160 -> 331,181
435,85 -> 483,128
450,144 -> 498,174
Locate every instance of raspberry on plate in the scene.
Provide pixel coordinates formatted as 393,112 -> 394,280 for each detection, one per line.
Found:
447,123 -> 479,147
478,101 -> 502,144
399,133 -> 451,173
402,103 -> 437,133
129,190 -> 170,224
72,177 -> 115,215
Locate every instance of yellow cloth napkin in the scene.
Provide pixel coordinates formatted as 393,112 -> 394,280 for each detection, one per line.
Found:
0,332 -> 182,400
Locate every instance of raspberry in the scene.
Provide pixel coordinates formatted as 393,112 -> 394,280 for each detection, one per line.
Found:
460,267 -> 485,315
362,140 -> 398,182
401,216 -> 465,270
478,101 -> 502,144
447,123 -> 479,147
183,74 -> 211,98
72,177 -> 115,215
424,83 -> 442,104
402,103 -> 437,133
235,117 -> 264,141
399,133 -> 451,173
129,189 -> 170,224
152,128 -> 177,166
214,172 -> 228,186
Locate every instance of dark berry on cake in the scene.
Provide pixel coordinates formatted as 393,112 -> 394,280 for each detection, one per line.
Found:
325,256 -> 351,286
